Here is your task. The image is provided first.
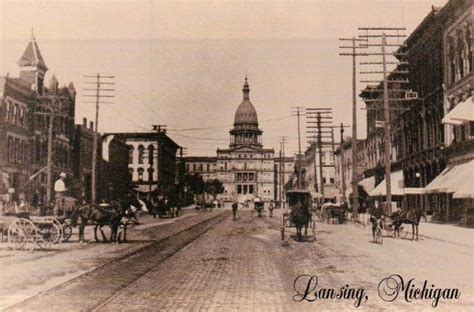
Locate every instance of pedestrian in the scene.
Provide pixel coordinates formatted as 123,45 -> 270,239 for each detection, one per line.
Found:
268,200 -> 275,218
54,172 -> 67,216
232,201 -> 238,221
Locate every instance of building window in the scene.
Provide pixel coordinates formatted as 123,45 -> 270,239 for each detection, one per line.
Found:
199,164 -> 203,171
237,185 -> 242,194
128,145 -> 134,164
138,145 -> 145,164
243,185 -> 248,194
323,177 -> 327,184
249,185 -> 254,194
224,162 -> 227,170
129,168 -> 134,181
193,164 -> 196,171
186,164 -> 190,172
148,145 -> 154,164
148,168 -> 154,181
207,164 -> 210,172
137,168 -> 144,181
330,178 -> 335,184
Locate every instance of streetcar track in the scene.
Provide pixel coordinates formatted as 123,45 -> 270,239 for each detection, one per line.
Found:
90,212 -> 228,311
5,211 -> 229,312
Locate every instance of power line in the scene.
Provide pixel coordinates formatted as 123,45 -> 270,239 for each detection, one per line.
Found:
167,115 -> 293,132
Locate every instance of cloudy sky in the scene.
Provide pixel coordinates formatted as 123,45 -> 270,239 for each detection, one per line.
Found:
1,0 -> 447,156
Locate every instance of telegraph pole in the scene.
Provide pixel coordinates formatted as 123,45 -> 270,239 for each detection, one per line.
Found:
306,108 -> 333,197
36,93 -> 70,204
291,107 -> 305,155
338,123 -> 350,202
339,36 -> 366,217
358,27 -> 409,213
279,136 -> 287,204
152,125 -> 167,195
83,74 -> 115,203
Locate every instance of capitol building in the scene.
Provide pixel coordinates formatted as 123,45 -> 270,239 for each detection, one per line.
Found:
184,78 -> 294,202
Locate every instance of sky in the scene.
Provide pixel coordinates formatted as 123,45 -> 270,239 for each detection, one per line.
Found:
0,0 -> 448,156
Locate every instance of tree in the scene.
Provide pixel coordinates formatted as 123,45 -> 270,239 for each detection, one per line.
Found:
205,178 -> 225,200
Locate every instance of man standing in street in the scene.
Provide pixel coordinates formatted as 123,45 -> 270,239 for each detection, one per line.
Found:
54,172 -> 67,216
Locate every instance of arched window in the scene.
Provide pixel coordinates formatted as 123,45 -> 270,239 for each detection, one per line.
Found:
138,145 -> 145,164
148,168 -> 155,181
137,168 -> 144,181
148,145 -> 154,164
128,145 -> 134,164
128,168 -> 134,181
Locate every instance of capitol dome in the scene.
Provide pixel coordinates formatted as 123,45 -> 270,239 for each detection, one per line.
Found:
233,77 -> 259,127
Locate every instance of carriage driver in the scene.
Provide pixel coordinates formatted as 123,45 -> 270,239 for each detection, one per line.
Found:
54,172 -> 68,216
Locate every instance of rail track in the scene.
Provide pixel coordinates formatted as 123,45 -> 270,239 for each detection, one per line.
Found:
6,211 -> 229,311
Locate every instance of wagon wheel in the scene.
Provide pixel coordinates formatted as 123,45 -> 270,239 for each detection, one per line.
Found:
8,218 -> 37,251
52,219 -> 64,242
62,224 -> 73,242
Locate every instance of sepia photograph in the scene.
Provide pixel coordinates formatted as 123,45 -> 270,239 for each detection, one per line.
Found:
0,0 -> 473,310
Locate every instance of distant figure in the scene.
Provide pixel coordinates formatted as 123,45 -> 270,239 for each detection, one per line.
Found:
268,200 -> 275,218
232,201 -> 238,221
54,172 -> 67,216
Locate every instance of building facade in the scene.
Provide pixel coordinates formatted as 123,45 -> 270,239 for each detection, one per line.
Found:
184,78 -> 293,202
0,35 -> 76,205
115,129 -> 180,197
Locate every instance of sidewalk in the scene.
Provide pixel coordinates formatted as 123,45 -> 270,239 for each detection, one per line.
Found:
348,212 -> 474,248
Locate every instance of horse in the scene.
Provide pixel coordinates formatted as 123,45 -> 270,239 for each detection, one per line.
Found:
289,202 -> 312,241
70,201 -> 124,243
390,208 -> 424,241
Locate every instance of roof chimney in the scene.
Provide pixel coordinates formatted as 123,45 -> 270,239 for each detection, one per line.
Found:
83,117 -> 87,127
89,121 -> 94,130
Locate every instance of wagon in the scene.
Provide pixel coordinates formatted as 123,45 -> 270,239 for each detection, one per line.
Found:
281,190 -> 316,241
1,212 -> 69,251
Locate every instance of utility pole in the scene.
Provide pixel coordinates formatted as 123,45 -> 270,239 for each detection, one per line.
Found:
306,108 -> 333,197
279,136 -> 287,205
36,93 -> 70,204
317,113 -> 324,196
291,107 -> 305,189
339,36 -> 366,218
338,123 -> 350,202
83,74 -> 115,203
358,27 -> 409,214
291,107 -> 305,155
152,125 -> 167,195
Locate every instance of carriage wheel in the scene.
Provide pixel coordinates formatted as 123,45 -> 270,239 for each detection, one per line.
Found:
62,224 -> 73,242
52,219 -> 64,242
8,218 -> 37,251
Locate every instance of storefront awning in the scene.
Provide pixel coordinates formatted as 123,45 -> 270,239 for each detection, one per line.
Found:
133,184 -> 158,193
425,160 -> 473,194
442,97 -> 473,125
369,170 -> 404,197
358,176 -> 376,193
404,187 -> 426,194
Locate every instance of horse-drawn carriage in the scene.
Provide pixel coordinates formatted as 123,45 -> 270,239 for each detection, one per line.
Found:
0,212 -> 72,251
281,190 -> 316,241
320,202 -> 347,224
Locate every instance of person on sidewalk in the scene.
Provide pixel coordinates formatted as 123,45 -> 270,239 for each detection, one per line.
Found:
54,172 -> 67,216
